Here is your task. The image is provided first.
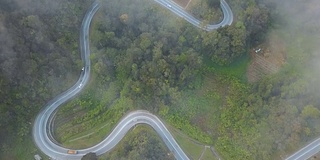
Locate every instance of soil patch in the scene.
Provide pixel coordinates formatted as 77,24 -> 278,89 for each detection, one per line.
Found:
247,32 -> 287,82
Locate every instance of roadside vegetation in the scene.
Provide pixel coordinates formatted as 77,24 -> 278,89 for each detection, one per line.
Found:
99,125 -> 174,159
167,125 -> 219,160
187,0 -> 222,23
1,0 -> 320,160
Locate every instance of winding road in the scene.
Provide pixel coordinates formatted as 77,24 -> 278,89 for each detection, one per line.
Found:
33,0 -> 233,159
33,0 -> 320,159
155,0 -> 233,31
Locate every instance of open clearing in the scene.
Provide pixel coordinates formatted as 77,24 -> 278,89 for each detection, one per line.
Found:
168,125 -> 219,160
247,31 -> 287,82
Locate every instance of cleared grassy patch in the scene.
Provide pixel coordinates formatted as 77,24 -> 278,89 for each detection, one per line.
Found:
61,122 -> 112,149
201,147 -> 218,160
169,126 -> 205,159
55,95 -> 134,149
164,73 -> 239,143
163,71 -> 252,158
203,54 -> 250,81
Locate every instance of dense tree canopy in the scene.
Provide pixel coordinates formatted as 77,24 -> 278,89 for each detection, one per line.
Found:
201,23 -> 247,65
104,126 -> 174,160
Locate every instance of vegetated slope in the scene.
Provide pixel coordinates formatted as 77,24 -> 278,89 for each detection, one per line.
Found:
0,0 -> 276,159
0,0 -> 94,158
184,0 -> 320,159
186,0 -> 222,23
100,125 -> 175,160
53,0 -> 320,159
55,0 -> 274,159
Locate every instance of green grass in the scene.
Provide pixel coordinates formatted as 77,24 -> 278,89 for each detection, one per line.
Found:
203,54 -> 250,81
61,122 -> 113,149
163,71 -> 251,159
201,147 -> 218,160
56,96 -> 134,149
163,73 -> 237,143
169,126 -> 205,159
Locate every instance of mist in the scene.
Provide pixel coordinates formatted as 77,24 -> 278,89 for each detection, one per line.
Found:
266,0 -> 320,52
279,0 -> 320,88
265,0 -> 320,153
0,15 -> 17,80
262,0 -> 320,81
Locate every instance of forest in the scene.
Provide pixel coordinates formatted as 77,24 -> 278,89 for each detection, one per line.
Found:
1,0 -> 320,159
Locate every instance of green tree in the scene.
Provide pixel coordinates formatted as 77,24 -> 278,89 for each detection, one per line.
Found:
301,105 -> 320,119
106,126 -> 174,160
81,152 -> 98,160
206,0 -> 220,8
202,23 -> 246,65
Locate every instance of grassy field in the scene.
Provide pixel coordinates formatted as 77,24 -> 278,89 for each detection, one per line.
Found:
169,126 -> 205,159
59,121 -> 112,149
55,95 -> 135,148
203,53 -> 250,81
164,71 -> 243,140
201,147 -> 218,160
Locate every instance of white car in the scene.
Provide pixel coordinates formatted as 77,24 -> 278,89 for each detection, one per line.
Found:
167,4 -> 172,8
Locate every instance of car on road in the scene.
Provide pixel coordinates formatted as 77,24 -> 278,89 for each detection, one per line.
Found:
167,4 -> 172,8
67,150 -> 78,154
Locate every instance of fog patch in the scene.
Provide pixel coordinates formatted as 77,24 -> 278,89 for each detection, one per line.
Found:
11,0 -> 60,13
0,15 -> 17,80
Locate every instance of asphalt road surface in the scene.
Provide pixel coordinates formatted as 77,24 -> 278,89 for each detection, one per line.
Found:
154,0 -> 233,31
285,137 -> 320,160
32,0 -> 233,159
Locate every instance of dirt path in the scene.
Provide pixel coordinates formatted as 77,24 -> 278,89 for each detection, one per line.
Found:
172,0 -> 191,8
210,146 -> 221,160
198,146 -> 207,160
68,122 -> 110,142
185,0 -> 192,9
169,125 -> 222,160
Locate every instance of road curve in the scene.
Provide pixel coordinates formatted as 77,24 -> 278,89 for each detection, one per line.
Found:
155,0 -> 233,31
33,0 -> 233,159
